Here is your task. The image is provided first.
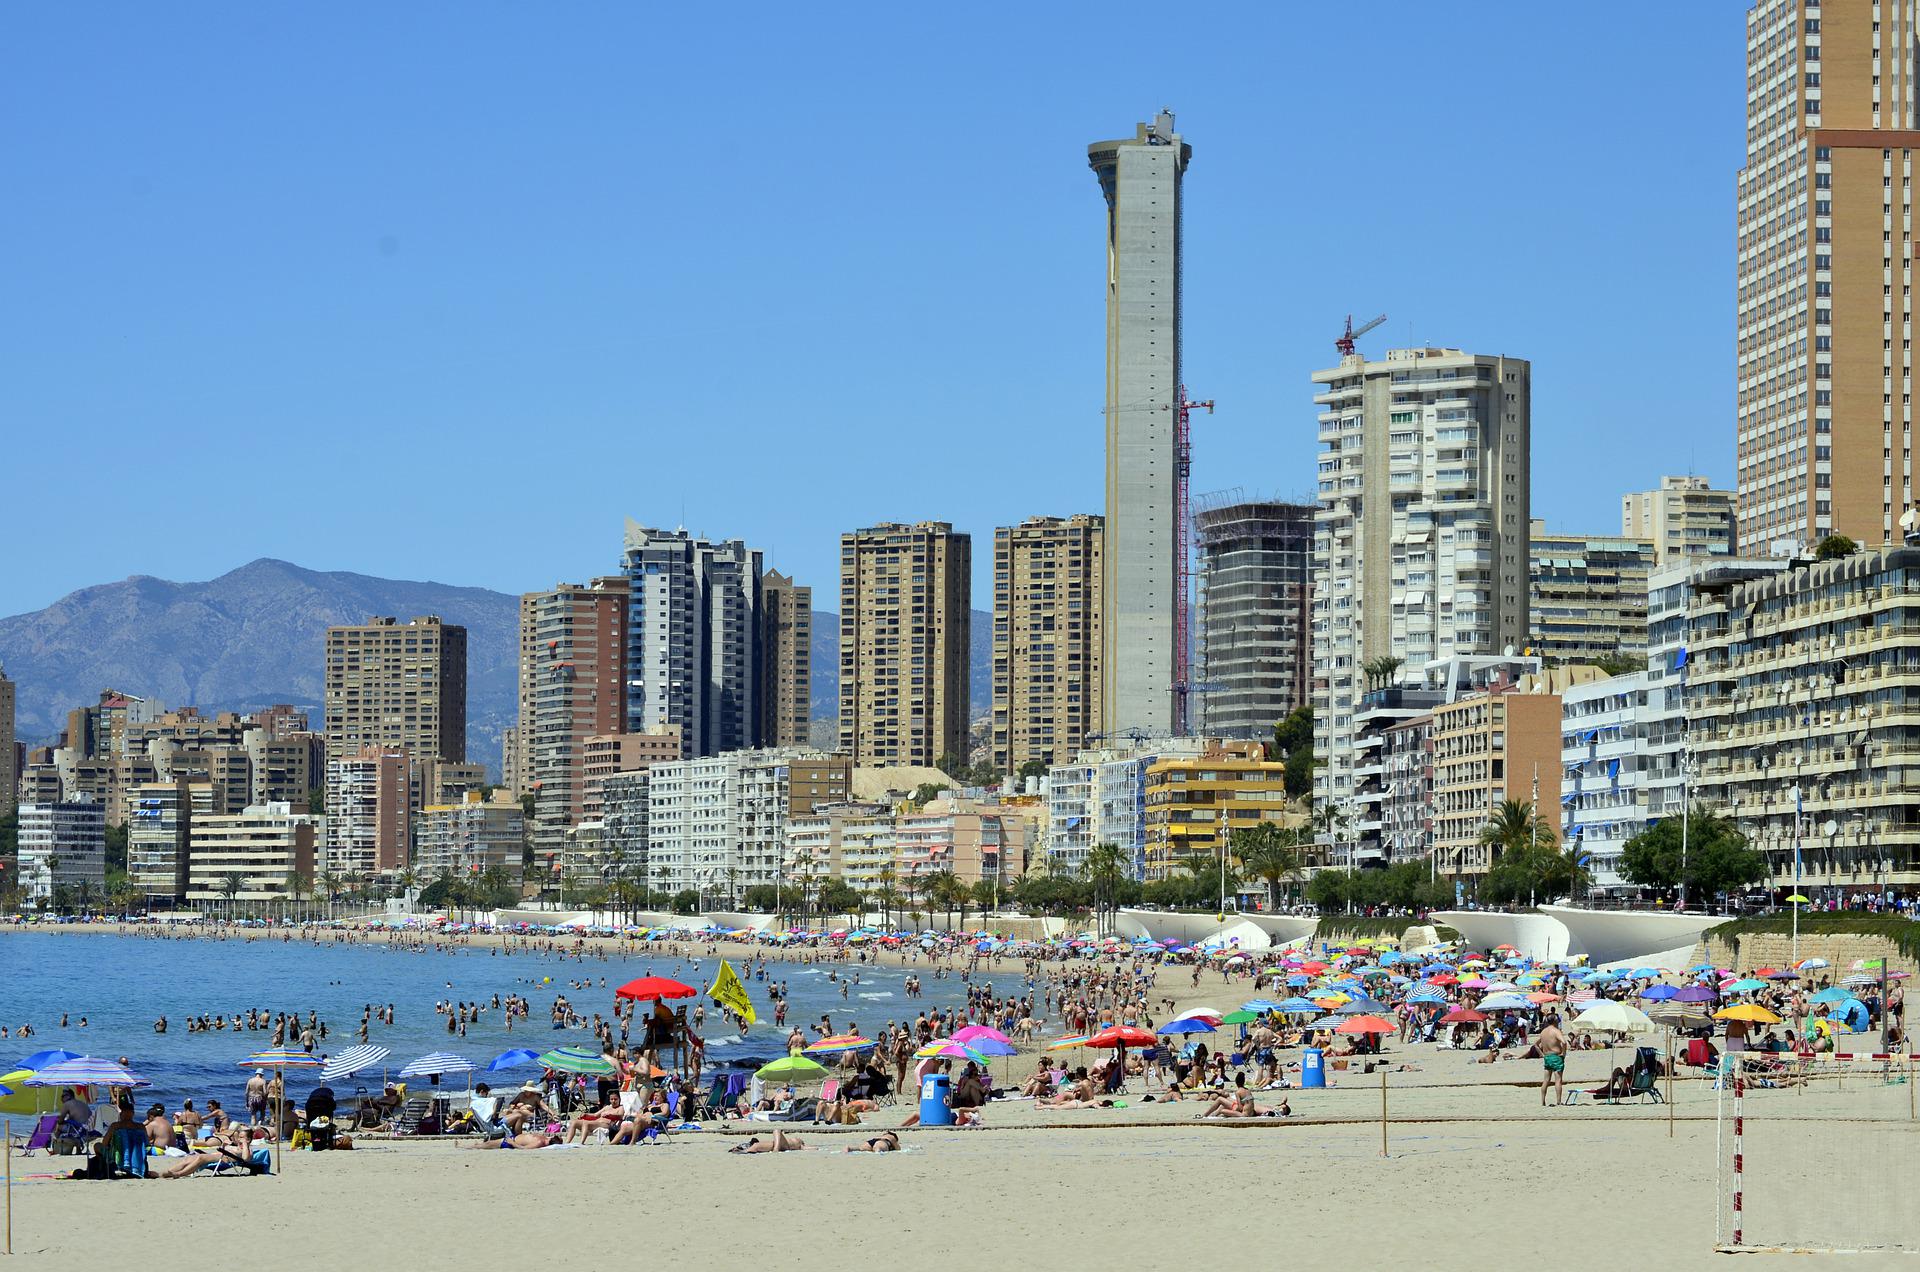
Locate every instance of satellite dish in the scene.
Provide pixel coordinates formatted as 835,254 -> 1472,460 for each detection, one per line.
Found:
1902,508 -> 1918,532
1823,819 -> 1840,837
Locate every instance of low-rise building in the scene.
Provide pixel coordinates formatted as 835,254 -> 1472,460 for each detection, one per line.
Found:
895,797 -> 1030,893
17,800 -> 106,907
186,802 -> 318,904
786,802 -> 899,897
1142,741 -> 1292,881
1429,672 -> 1581,883
1047,739 -> 1208,879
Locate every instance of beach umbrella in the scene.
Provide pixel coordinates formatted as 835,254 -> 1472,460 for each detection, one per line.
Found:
1338,998 -> 1392,1015
1724,978 -> 1768,994
1478,994 -> 1532,1012
1525,992 -> 1561,1005
915,1039 -> 989,1066
486,1048 -> 541,1072
398,1052 -> 477,1078
1045,1035 -> 1092,1051
1440,1007 -> 1487,1024
1220,1010 -> 1260,1025
1639,985 -> 1679,1002
1809,987 -> 1855,1005
961,1037 -> 1017,1058
1714,1004 -> 1781,1025
26,1057 -> 151,1088
613,976 -> 698,1002
235,1049 -> 320,1177
1335,1015 -> 1396,1035
1158,1018 -> 1217,1036
1570,1001 -> 1655,1035
1276,997 -> 1322,1015
319,1044 -> 390,1082
805,1034 -> 875,1056
1673,986 -> 1716,1004
1088,1025 -> 1157,1049
14,1050 -> 81,1072
951,1025 -> 1012,1047
756,1055 -> 828,1080
1796,957 -> 1830,971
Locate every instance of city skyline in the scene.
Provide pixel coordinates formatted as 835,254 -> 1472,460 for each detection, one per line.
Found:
2,5 -> 1741,618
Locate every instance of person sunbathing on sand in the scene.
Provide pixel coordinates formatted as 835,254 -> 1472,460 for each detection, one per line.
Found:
844,1130 -> 901,1153
155,1128 -> 271,1177
471,1130 -> 560,1150
729,1130 -> 809,1153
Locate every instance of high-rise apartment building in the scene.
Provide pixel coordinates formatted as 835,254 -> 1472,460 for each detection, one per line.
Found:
323,616 -> 468,764
1195,500 -> 1314,738
838,522 -> 971,767
644,748 -> 849,902
16,800 -> 106,906
1311,347 -> 1532,817
621,522 -> 764,758
1089,109 -> 1188,738
1623,476 -> 1737,563
991,515 -> 1103,774
1689,545 -> 1920,894
0,664 -> 14,815
519,577 -> 630,860
1527,522 -> 1656,665
324,747 -> 411,878
1736,0 -> 1920,551
128,778 -> 219,900
759,571 -> 813,749
499,726 -> 521,797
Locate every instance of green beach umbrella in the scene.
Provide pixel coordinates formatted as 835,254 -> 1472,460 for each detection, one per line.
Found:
1220,1010 -> 1260,1025
755,1055 -> 828,1080
538,1046 -> 616,1076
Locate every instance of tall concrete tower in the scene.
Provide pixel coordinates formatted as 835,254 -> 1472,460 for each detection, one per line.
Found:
1089,109 -> 1188,739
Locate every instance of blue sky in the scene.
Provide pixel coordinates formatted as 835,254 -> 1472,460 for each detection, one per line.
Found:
0,3 -> 1742,616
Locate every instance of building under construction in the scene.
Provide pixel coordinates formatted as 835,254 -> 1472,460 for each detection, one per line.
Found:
1195,498 -> 1314,739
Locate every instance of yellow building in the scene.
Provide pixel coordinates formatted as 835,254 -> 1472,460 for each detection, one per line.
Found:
1143,741 -> 1292,881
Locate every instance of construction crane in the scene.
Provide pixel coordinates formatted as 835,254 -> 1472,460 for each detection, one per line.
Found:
1173,385 -> 1213,735
1335,312 -> 1387,357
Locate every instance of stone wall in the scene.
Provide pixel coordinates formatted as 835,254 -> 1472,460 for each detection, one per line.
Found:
1697,930 -> 1914,978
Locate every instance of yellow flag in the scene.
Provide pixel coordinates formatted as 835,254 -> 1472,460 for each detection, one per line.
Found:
708,959 -> 757,1026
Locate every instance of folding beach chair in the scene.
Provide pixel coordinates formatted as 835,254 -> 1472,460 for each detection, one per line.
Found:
698,1075 -> 728,1119
103,1125 -> 149,1178
13,1115 -> 57,1157
391,1096 -> 433,1135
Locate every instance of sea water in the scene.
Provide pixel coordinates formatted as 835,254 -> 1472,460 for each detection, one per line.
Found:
0,932 -> 980,1105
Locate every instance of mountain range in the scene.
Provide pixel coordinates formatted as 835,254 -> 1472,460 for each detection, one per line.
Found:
0,560 -> 992,774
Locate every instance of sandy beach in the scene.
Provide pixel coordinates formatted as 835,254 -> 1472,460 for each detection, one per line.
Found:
2,921 -> 1913,1268
3,1072 -> 1912,1271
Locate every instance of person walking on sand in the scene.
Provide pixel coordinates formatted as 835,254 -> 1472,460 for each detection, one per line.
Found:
1536,1014 -> 1568,1107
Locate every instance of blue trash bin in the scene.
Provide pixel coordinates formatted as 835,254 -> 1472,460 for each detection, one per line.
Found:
1301,1047 -> 1325,1088
919,1073 -> 955,1126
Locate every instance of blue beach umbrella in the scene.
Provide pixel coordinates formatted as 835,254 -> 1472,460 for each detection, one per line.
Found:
1277,997 -> 1322,1015
487,1048 -> 541,1072
1158,1018 -> 1217,1036
1809,987 -> 1854,1005
1639,985 -> 1680,1002
16,1049 -> 82,1072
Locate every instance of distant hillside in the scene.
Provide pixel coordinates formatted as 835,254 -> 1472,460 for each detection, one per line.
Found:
0,559 -> 519,774
807,608 -> 991,723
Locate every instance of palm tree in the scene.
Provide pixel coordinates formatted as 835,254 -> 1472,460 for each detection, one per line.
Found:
221,871 -> 243,918
1360,655 -> 1406,692
317,868 -> 339,919
1477,799 -> 1554,891
876,863 -> 898,929
1233,822 -> 1303,910
1084,842 -> 1127,934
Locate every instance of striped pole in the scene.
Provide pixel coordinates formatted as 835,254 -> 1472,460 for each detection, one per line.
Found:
1730,1074 -> 1745,1248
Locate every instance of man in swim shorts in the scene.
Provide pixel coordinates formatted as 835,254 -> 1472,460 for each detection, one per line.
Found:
1536,1014 -> 1568,1107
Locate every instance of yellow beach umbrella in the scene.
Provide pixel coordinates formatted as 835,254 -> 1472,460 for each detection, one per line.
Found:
1714,1003 -> 1781,1024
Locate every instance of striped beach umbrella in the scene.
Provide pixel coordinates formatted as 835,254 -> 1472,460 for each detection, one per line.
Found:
24,1057 -> 151,1088
536,1046 -> 615,1076
238,1048 -> 323,1070
397,1051 -> 477,1078
804,1034 -> 875,1056
319,1045 -> 391,1082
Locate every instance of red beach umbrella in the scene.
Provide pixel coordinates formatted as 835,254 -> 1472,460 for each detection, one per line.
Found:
1087,1025 -> 1157,1049
614,976 -> 698,1002
1335,1015 -> 1396,1035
